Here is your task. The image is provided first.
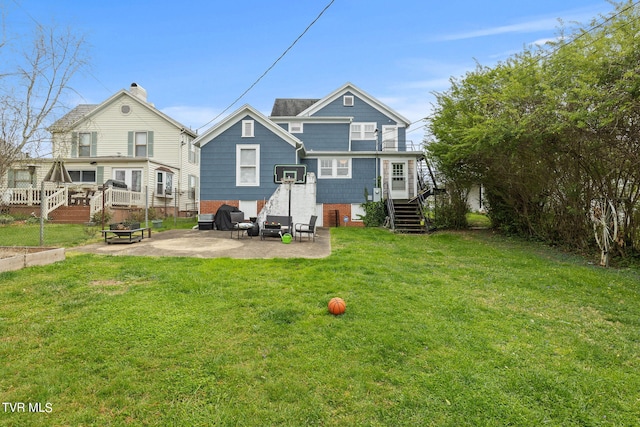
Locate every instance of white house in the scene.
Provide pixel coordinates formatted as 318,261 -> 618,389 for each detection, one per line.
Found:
12,83 -> 200,220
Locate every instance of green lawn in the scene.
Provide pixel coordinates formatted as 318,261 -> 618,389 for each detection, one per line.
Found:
0,217 -> 197,247
1,228 -> 638,426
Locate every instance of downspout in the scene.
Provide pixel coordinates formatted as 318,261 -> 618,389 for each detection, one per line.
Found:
295,143 -> 303,164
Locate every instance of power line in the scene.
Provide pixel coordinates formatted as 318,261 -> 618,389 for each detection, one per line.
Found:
538,0 -> 640,62
196,0 -> 335,131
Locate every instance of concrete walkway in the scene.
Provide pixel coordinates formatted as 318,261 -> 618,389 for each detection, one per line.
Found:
70,228 -> 331,259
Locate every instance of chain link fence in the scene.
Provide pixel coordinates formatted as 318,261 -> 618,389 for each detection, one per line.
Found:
1,184 -> 192,249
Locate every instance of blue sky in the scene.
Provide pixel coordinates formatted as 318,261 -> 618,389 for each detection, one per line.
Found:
4,0 -> 617,142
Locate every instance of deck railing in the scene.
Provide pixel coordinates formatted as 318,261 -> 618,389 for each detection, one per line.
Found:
90,188 -> 145,217
44,188 -> 67,218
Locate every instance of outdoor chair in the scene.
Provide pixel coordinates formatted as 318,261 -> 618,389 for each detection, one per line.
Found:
294,215 -> 317,242
230,211 -> 253,239
197,214 -> 214,230
260,215 -> 292,240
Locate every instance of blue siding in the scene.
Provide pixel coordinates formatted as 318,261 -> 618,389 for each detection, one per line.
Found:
311,91 -> 398,126
200,116 -> 297,200
297,122 -> 349,151
303,158 -> 375,204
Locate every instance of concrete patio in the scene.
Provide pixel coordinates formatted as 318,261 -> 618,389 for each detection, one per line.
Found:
70,227 -> 330,259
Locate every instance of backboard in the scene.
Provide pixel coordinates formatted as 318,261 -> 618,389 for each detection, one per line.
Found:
274,164 -> 306,184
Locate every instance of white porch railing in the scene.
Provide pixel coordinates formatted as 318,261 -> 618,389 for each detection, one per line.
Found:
44,187 -> 67,219
90,188 -> 145,217
4,187 -> 61,206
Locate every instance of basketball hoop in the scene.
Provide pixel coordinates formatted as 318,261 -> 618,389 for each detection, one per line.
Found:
281,177 -> 296,230
281,176 -> 296,189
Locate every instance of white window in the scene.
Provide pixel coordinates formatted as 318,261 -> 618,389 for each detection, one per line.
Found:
242,120 -> 254,137
188,174 -> 197,200
236,144 -> 260,186
10,169 -> 33,188
135,132 -> 147,157
289,122 -> 303,133
188,140 -> 197,164
343,95 -> 354,106
318,158 -> 351,179
156,170 -> 173,197
350,122 -> 377,140
78,132 -> 91,157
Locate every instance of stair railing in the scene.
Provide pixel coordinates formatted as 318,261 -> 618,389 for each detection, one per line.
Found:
383,181 -> 396,231
43,187 -> 67,219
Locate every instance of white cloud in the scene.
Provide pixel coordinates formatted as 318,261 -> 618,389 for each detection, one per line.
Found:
434,7 -> 602,42
437,17 -> 562,41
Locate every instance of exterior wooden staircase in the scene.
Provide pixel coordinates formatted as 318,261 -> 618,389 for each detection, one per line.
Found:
391,199 -> 426,233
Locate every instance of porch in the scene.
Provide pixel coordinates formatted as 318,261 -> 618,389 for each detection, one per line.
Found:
1,185 -> 146,223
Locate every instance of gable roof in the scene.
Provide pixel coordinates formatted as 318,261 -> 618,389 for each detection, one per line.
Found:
270,98 -> 320,117
194,104 -> 304,149
49,89 -> 197,137
297,82 -> 411,127
50,104 -> 99,130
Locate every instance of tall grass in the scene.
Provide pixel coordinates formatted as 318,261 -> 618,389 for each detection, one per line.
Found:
0,228 -> 638,426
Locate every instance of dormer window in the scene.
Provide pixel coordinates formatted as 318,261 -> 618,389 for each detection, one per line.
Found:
343,95 -> 354,106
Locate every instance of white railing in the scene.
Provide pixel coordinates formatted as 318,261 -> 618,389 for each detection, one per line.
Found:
90,188 -> 145,217
5,186 -> 65,206
44,187 -> 67,218
380,140 -> 423,152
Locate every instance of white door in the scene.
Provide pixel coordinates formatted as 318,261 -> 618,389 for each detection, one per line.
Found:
382,125 -> 398,151
239,200 -> 257,219
390,161 -> 408,199
113,169 -> 143,192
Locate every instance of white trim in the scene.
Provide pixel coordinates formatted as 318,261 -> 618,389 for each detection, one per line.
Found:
236,144 -> 260,186
382,125 -> 398,151
242,120 -> 255,137
196,105 -> 303,149
351,122 -> 377,140
269,116 -> 352,124
289,122 -> 303,133
49,90 -> 196,137
297,82 -> 411,126
317,158 -> 352,179
343,95 -> 354,106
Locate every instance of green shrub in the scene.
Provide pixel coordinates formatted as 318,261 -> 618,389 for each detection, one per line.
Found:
432,190 -> 468,230
0,214 -> 14,224
360,201 -> 387,227
91,209 -> 112,226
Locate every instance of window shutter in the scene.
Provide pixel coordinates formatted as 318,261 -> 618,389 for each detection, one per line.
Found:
147,131 -> 154,157
71,132 -> 78,157
96,166 -> 104,185
127,131 -> 134,156
8,170 -> 15,187
90,132 -> 97,157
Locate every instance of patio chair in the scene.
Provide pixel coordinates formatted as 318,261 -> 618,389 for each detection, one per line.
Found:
294,215 -> 317,242
230,211 -> 253,239
197,213 -> 214,230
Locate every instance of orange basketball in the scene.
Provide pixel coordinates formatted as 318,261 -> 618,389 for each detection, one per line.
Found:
328,297 -> 346,315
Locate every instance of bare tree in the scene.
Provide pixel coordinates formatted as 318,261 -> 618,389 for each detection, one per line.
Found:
0,17 -> 87,181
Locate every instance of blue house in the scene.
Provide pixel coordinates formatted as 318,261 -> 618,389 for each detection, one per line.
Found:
195,83 -> 425,228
